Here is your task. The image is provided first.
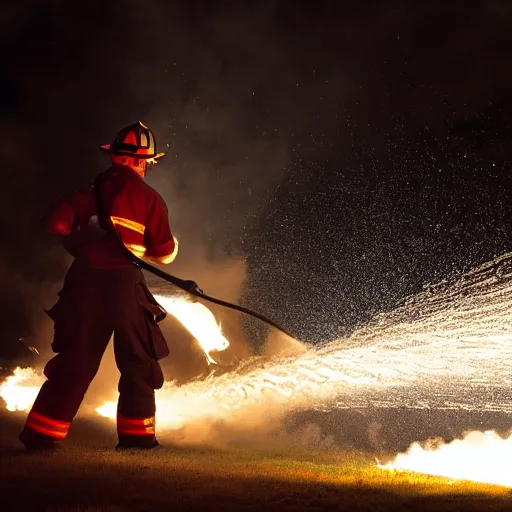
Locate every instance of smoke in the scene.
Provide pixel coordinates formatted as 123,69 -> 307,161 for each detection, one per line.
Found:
0,1 -> 301,360
157,405 -> 338,456
1,1 -> 512,366
1,1 -> 347,359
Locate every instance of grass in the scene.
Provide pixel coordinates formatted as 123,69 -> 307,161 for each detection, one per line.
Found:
1,410 -> 511,512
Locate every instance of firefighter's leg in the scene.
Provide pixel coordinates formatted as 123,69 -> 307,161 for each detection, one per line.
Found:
113,342 -> 163,448
113,292 -> 164,449
19,319 -> 113,450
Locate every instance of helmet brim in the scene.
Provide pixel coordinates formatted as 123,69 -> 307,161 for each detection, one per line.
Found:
100,144 -> 165,160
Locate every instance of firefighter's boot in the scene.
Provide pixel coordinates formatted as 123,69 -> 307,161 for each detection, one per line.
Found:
19,428 -> 59,452
116,437 -> 160,450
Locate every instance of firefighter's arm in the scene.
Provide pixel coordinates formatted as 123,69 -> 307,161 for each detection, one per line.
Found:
145,236 -> 179,265
143,196 -> 179,265
45,200 -> 75,236
45,190 -> 90,257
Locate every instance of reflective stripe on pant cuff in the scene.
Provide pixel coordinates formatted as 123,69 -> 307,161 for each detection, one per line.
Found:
25,410 -> 71,440
117,416 -> 155,436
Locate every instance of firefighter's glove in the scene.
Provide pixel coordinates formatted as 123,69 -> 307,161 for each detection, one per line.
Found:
182,280 -> 203,296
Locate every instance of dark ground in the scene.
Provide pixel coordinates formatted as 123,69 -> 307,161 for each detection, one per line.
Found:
1,409 -> 511,512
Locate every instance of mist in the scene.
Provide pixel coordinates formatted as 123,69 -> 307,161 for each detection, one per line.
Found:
1,0 -> 512,366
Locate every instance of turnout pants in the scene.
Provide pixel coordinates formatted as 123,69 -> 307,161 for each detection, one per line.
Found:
21,262 -> 169,448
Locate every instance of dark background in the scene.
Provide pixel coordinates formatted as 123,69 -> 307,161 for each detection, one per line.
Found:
1,0 -> 511,356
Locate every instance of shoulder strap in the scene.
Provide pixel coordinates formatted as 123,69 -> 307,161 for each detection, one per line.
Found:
93,175 -> 167,322
93,175 -> 140,268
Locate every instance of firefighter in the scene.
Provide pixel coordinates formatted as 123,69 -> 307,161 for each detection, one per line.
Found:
19,121 -> 187,451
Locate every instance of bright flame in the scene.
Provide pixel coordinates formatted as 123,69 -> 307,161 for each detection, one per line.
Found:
95,400 -> 117,419
380,430 -> 512,487
95,253 -> 512,462
154,294 -> 229,364
0,367 -> 45,412
0,294 -> 229,414
5,253 -> 512,491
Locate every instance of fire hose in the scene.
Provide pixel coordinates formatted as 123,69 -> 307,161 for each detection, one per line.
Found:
93,179 -> 296,339
126,255 -> 296,338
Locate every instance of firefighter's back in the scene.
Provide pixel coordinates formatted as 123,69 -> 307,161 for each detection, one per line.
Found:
55,165 -> 171,270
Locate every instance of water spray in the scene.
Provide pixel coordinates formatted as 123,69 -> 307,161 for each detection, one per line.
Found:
93,251 -> 512,427
4,253 -> 512,487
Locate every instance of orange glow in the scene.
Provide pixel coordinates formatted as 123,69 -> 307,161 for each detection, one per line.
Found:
96,400 -> 117,419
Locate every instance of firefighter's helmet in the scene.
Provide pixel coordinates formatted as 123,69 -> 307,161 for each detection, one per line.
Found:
100,121 -> 165,160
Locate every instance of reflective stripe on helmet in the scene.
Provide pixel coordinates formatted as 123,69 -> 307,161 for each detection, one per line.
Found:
25,410 -> 71,440
117,416 -> 156,436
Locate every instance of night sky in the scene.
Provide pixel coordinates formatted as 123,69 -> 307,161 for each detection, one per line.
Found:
1,0 -> 512,355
